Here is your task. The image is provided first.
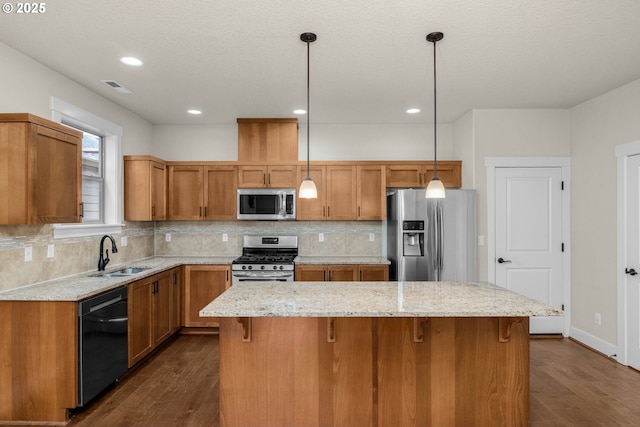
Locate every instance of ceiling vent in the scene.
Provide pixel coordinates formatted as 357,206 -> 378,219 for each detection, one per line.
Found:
100,80 -> 133,94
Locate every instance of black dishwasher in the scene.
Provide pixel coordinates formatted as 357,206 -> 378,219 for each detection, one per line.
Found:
78,286 -> 128,407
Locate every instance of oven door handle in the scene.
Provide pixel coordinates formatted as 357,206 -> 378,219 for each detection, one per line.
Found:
233,272 -> 294,279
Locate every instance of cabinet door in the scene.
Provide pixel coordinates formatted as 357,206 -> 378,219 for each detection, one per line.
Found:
386,164 -> 424,188
295,265 -> 327,281
153,270 -> 173,346
359,265 -> 389,281
204,166 -> 238,219
296,166 -> 327,220
357,165 -> 386,220
327,265 -> 359,281
168,165 -> 204,220
33,124 -> 82,223
151,161 -> 167,220
237,165 -> 267,187
128,278 -> 154,366
184,265 -> 230,327
326,166 -> 357,220
267,165 -> 298,187
423,161 -> 462,188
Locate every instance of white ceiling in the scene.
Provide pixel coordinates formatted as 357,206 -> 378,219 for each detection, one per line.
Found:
2,0 -> 640,125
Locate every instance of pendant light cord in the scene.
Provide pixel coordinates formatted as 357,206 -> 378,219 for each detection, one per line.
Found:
432,37 -> 438,179
306,38 -> 311,178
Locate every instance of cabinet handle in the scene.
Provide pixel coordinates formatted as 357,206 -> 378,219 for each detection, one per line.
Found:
357,206 -> 360,217
327,318 -> 336,342
152,206 -> 155,217
173,273 -> 177,285
226,270 -> 229,281
322,206 -> 325,217
199,206 -> 202,217
266,173 -> 270,185
264,173 -> 267,185
79,202 -> 84,218
204,206 -> 207,217
327,206 -> 330,218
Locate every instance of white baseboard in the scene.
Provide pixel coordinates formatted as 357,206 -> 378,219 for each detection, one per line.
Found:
569,326 -> 621,364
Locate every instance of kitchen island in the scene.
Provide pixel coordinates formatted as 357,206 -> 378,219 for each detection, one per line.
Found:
201,281 -> 562,427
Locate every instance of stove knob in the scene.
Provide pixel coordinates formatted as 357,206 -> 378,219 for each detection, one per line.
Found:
279,265 -> 284,270
273,265 -> 277,270
260,265 -> 265,270
241,265 -> 246,270
248,265 -> 252,270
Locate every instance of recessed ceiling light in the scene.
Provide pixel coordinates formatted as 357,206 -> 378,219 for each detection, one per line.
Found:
187,109 -> 202,115
293,109 -> 307,115
120,56 -> 143,67
406,108 -> 421,114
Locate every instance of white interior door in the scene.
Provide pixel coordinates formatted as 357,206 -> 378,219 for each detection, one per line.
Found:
495,167 -> 564,334
623,154 -> 640,370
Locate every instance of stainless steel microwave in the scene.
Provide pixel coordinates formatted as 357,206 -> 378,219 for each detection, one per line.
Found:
237,188 -> 296,220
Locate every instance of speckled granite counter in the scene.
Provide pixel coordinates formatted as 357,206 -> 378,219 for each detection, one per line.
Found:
294,256 -> 389,265
0,256 -> 236,301
200,280 -> 562,318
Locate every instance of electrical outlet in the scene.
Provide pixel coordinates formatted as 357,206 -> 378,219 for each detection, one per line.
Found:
595,312 -> 602,325
24,246 -> 33,262
165,233 -> 171,242
319,233 -> 324,242
223,233 -> 228,242
121,236 -> 128,247
369,233 -> 375,242
47,244 -> 55,258
478,235 -> 485,246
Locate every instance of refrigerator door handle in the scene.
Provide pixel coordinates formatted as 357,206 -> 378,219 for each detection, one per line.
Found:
438,206 -> 444,271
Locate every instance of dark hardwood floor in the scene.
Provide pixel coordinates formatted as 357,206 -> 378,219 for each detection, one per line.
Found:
67,334 -> 640,427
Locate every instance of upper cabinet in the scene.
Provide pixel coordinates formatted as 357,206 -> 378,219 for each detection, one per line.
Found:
124,156 -> 167,221
167,164 -> 237,220
0,113 -> 82,224
237,164 -> 298,188
297,164 -> 385,221
386,160 -> 462,188
237,118 -> 298,162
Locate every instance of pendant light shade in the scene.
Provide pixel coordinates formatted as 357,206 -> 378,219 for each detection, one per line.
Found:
426,31 -> 445,199
299,32 -> 318,199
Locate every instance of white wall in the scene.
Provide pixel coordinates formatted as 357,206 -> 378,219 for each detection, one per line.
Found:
152,122 -> 454,161
458,109 -> 571,283
0,42 -> 154,154
570,78 -> 640,345
452,111 -> 475,188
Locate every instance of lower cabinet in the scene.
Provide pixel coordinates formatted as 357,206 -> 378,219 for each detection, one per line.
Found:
184,264 -> 230,327
296,264 -> 389,282
128,267 -> 181,367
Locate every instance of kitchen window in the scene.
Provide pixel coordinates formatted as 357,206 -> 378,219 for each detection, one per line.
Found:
51,97 -> 124,238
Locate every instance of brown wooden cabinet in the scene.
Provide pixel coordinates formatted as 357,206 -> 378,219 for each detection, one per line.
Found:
184,265 -> 230,327
296,264 -> 388,281
296,165 -> 358,220
237,118 -> 298,162
128,268 -> 180,366
124,156 -> 167,221
0,301 -> 78,424
386,160 -> 462,188
357,165 -> 386,220
0,113 -> 82,224
238,164 -> 298,188
297,164 -> 385,220
168,165 -> 237,220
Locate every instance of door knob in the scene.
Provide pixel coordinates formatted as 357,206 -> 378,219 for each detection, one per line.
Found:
497,257 -> 512,264
625,268 -> 638,276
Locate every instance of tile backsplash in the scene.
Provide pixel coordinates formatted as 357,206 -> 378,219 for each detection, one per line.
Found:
0,220 -> 383,292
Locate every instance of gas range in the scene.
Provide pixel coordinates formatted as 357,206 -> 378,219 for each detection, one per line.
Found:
231,236 -> 298,284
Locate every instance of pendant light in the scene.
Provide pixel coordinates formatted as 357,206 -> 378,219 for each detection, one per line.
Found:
299,32 -> 318,199
425,32 -> 446,199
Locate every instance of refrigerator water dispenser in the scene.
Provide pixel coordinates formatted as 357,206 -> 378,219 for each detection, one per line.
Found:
403,221 -> 424,256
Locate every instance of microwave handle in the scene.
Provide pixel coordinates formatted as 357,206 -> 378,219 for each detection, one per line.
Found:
280,193 -> 285,215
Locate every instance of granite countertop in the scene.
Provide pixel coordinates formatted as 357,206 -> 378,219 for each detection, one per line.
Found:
295,256 -> 390,265
200,281 -> 563,318
0,256 -> 236,302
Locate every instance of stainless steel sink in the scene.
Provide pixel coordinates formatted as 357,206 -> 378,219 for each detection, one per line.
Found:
102,267 -> 151,278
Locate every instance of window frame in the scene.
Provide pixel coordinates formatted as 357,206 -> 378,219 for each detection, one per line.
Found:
50,97 -> 124,239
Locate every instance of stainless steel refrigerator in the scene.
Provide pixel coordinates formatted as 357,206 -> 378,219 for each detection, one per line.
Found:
387,189 -> 477,282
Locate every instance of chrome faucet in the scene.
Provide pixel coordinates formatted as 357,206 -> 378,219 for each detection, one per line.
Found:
98,235 -> 118,271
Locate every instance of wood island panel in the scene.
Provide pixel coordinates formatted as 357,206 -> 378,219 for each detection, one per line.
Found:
217,316 -> 529,427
